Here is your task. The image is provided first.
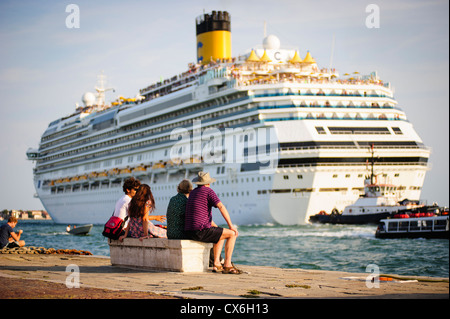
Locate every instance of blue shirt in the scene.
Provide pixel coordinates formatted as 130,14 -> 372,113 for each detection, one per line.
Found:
0,223 -> 14,248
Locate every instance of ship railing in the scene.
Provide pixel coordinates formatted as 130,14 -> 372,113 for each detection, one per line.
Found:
140,62 -> 235,96
237,76 -> 387,87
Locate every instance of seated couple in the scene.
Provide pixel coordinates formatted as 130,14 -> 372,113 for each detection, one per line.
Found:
167,172 -> 240,274
117,179 -> 167,241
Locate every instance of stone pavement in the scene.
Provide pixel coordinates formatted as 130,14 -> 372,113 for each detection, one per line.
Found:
0,254 -> 448,299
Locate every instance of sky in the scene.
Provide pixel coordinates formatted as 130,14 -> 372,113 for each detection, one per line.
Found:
0,0 -> 448,210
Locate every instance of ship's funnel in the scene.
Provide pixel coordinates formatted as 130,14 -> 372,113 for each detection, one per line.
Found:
196,10 -> 231,64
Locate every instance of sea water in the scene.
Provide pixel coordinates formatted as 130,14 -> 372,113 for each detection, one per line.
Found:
11,220 -> 449,278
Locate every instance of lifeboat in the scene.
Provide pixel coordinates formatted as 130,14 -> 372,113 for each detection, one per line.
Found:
108,168 -> 119,176
119,167 -> 132,176
132,165 -> 147,177
98,171 -> 108,178
183,156 -> 203,170
79,175 -> 88,181
151,161 -> 165,169
184,156 -> 201,164
132,165 -> 146,173
89,172 -> 98,179
151,161 -> 166,174
393,213 -> 409,218
167,159 -> 182,166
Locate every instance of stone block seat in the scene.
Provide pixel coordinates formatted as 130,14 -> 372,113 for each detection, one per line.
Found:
109,238 -> 213,272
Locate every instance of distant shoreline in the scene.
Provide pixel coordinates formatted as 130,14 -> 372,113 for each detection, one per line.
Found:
0,209 -> 51,221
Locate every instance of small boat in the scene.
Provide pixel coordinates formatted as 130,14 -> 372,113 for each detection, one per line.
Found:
375,213 -> 449,239
67,224 -> 93,235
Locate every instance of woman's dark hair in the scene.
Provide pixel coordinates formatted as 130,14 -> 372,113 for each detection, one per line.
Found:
128,184 -> 155,218
177,179 -> 193,194
122,177 -> 140,194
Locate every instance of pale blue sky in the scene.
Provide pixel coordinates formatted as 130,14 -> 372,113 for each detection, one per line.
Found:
0,0 -> 448,210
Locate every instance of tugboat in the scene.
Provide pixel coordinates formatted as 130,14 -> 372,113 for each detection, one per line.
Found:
309,145 -> 424,224
309,183 -> 423,224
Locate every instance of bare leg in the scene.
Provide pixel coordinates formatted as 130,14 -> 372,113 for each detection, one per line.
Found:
213,239 -> 225,268
223,233 -> 236,268
217,228 -> 236,268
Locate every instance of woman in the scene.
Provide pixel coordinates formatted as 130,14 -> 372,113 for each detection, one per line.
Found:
166,179 -> 193,239
119,184 -> 167,240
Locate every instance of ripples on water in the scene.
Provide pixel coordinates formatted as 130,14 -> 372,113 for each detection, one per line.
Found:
13,220 -> 449,278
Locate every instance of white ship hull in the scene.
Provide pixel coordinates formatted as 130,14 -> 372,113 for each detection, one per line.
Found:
35,159 -> 428,225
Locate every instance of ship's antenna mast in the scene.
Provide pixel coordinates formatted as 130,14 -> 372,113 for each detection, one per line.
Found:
95,71 -> 115,107
370,143 -> 375,184
329,33 -> 335,69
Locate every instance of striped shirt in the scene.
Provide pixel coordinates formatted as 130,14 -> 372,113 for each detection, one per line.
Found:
185,186 -> 221,231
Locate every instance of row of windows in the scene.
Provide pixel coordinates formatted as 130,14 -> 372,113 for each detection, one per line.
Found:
48,182 -> 421,195
38,102 -> 256,164
259,100 -> 395,109
262,112 -> 401,122
37,113 -> 260,171
253,88 -> 392,98
40,91 -> 248,153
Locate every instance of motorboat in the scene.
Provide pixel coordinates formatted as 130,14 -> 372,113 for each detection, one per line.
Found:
66,224 -> 93,235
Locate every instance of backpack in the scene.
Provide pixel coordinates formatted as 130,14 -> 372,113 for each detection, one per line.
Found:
102,213 -> 128,240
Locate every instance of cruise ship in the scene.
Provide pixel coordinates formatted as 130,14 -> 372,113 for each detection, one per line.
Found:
26,11 -> 430,225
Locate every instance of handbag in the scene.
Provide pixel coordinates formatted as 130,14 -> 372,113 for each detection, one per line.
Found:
102,212 -> 128,240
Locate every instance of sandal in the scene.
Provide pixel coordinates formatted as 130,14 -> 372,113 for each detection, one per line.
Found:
222,266 -> 242,274
212,265 -> 223,273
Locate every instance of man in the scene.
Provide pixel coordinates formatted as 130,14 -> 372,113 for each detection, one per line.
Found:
185,171 -> 240,274
113,177 -> 141,222
0,216 -> 25,249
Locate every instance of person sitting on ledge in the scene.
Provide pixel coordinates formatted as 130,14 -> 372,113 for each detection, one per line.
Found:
166,179 -> 193,239
113,177 -> 141,228
119,184 -> 166,241
0,216 -> 25,249
184,171 -> 241,274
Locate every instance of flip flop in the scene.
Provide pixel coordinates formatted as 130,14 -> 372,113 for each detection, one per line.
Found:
222,266 -> 242,274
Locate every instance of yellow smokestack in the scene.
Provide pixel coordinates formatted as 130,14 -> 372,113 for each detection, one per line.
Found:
196,10 -> 231,64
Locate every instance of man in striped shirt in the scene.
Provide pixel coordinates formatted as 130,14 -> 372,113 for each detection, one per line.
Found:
185,171 -> 240,274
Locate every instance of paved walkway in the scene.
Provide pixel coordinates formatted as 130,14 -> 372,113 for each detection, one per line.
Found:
0,254 -> 448,299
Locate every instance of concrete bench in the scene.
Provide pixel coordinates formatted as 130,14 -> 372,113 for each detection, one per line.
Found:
109,238 -> 213,272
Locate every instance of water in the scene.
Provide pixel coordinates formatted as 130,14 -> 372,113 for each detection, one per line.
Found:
11,220 -> 449,278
